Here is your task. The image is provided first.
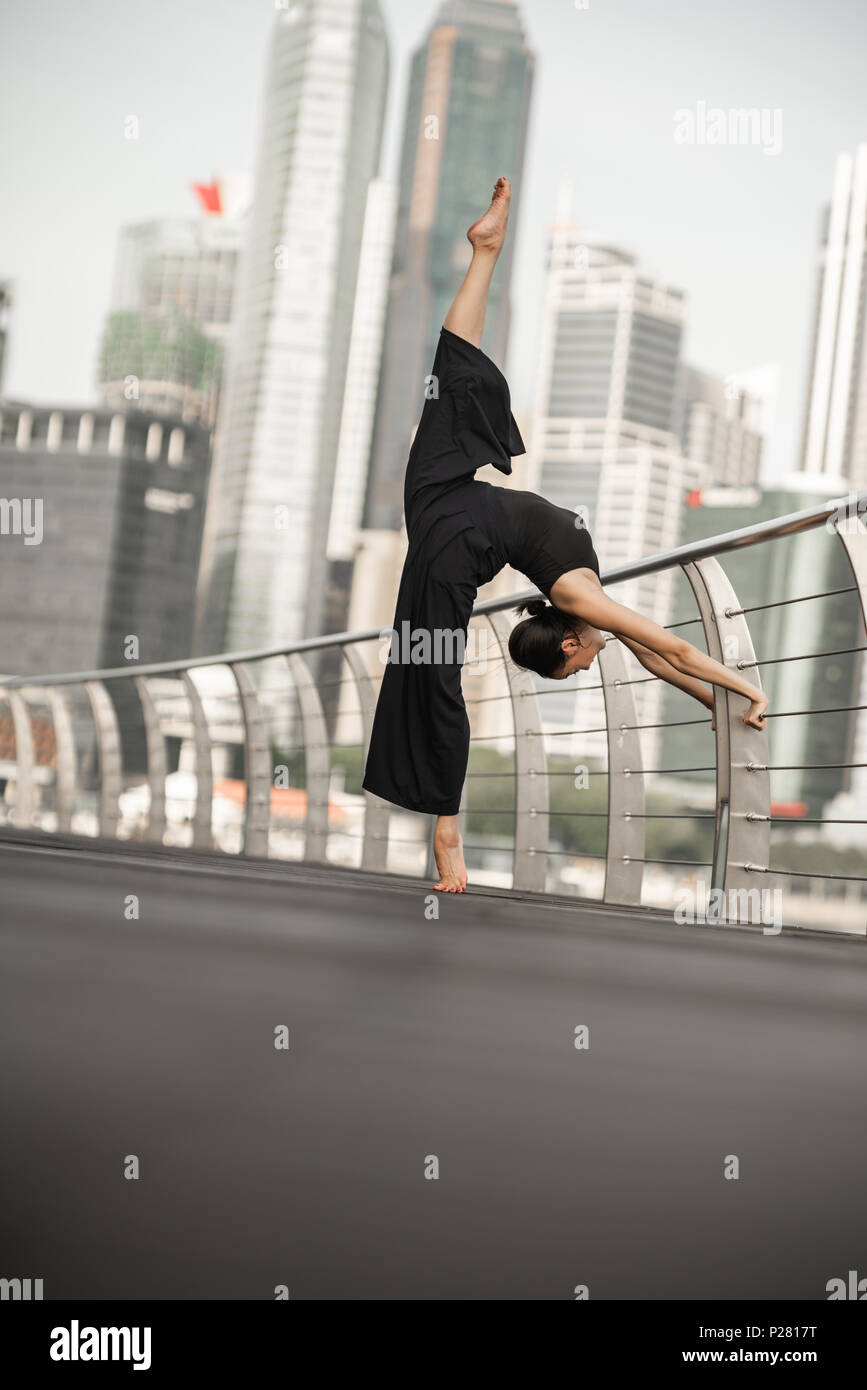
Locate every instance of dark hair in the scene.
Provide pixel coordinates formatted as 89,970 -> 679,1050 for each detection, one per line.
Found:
508,599 -> 586,678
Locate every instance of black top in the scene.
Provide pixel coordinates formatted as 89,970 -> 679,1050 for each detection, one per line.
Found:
361,326 -> 600,817
497,487 -> 600,596
404,327 -> 599,594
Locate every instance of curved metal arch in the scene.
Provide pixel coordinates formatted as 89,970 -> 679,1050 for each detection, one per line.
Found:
286,653 -> 329,865
84,680 -> 122,838
230,662 -> 272,859
2,689 -> 36,828
181,671 -> 213,851
486,610 -> 550,892
133,675 -> 166,845
832,513 -> 867,629
342,643 -> 389,872
832,514 -> 867,802
598,639 -> 646,907
683,556 -> 770,918
44,686 -> 77,832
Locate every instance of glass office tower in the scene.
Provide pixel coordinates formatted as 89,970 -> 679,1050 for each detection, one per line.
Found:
199,0 -> 389,653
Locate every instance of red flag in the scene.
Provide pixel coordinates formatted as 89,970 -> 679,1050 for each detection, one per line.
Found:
191,181 -> 221,214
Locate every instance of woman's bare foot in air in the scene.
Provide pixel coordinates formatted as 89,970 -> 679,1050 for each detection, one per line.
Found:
433,816 -> 468,893
467,176 -> 510,253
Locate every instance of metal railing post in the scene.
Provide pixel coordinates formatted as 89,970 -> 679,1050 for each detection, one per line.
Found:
84,680 -> 122,838
286,653 -> 329,864
342,644 -> 389,871
832,512 -> 867,627
133,675 -> 166,845
683,561 -> 731,897
3,689 -> 35,828
181,671 -> 213,850
598,639 -> 646,906
230,662 -> 272,858
45,687 -> 77,832
683,557 -> 771,917
486,610 -> 550,892
832,511 -> 867,801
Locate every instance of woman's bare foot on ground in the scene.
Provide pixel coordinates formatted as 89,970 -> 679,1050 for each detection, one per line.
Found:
467,176 -> 510,252
433,826 -> 468,893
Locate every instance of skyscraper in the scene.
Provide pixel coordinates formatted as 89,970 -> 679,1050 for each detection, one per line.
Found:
198,0 -> 389,654
362,0 -> 535,533
97,176 -> 249,429
797,143 -> 867,824
673,364 -> 772,488
532,226 -> 686,496
322,176 -> 397,636
0,402 -> 211,675
799,143 -> 867,488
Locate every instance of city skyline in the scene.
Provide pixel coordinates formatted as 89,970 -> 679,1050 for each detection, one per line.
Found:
2,0 -> 867,486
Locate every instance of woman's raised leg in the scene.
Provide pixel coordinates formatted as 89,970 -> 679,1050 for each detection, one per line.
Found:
443,175 -> 511,347
432,177 -> 512,892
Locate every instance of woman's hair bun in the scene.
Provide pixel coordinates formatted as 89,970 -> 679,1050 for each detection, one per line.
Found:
515,597 -> 548,618
508,596 -> 575,678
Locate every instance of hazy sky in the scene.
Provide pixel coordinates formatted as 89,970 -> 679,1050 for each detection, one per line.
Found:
2,0 -> 866,480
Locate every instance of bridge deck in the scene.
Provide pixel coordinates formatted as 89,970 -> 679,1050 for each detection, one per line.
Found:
1,832 -> 865,1299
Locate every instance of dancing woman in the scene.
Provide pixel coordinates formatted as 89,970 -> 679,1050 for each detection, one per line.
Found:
362,178 -> 769,892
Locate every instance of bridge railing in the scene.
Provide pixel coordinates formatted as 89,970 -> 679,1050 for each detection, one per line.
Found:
2,490 -> 867,930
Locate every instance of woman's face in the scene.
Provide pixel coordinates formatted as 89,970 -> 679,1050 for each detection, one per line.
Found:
554,625 -> 606,678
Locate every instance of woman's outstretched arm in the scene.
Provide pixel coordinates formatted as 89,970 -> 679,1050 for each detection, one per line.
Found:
618,634 -> 714,713
550,571 -> 769,729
